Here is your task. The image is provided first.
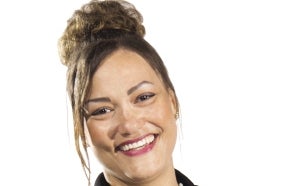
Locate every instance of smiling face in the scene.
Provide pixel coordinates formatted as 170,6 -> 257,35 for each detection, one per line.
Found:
84,49 -> 178,184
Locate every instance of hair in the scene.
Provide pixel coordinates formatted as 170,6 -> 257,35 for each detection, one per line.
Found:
58,0 -> 179,184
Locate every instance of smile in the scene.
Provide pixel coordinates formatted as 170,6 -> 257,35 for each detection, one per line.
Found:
116,134 -> 157,156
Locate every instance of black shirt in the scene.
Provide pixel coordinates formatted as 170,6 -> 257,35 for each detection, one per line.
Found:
94,169 -> 197,186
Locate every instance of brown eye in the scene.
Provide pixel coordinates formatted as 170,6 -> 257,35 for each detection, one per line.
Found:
136,93 -> 155,103
91,107 -> 113,116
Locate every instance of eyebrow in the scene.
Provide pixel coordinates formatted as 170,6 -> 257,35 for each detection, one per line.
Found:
127,80 -> 153,95
85,80 -> 153,105
85,97 -> 111,105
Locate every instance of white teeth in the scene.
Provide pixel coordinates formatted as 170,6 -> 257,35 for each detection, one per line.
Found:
119,135 -> 155,151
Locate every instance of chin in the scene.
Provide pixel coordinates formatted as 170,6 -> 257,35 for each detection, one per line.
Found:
122,166 -> 161,183
123,155 -> 172,182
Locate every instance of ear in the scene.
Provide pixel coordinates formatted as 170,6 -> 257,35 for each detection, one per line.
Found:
168,89 -> 178,116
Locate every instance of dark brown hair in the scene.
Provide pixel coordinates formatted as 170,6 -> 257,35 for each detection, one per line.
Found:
58,0 -> 179,184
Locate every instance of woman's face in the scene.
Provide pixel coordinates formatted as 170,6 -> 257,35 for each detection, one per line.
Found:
84,49 -> 177,183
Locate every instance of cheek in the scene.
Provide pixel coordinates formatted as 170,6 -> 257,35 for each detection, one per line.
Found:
146,97 -> 176,128
151,100 -> 178,151
85,121 -> 112,149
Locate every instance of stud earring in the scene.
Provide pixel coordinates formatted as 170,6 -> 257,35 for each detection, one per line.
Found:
175,112 -> 179,119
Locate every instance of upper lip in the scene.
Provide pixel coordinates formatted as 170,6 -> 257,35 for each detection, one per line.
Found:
115,134 -> 156,151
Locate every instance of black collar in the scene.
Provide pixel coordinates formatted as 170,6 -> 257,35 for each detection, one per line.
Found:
94,169 -> 196,186
175,169 -> 197,186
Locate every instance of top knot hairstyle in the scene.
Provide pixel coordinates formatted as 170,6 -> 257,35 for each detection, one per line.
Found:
58,0 -> 145,66
58,0 -> 179,184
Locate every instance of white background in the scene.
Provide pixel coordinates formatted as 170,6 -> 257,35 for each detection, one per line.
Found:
0,0 -> 297,185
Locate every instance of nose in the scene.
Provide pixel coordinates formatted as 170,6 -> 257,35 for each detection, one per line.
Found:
116,106 -> 144,137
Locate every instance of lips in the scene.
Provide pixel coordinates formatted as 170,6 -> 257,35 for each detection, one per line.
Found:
116,134 -> 157,156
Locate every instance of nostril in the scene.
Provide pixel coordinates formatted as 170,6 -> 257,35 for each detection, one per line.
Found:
121,132 -> 131,137
117,119 -> 145,136
116,108 -> 145,135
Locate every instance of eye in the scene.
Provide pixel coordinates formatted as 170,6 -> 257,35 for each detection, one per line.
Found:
91,107 -> 114,116
135,93 -> 155,103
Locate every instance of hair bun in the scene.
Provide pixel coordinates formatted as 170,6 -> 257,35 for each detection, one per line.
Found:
58,0 -> 145,66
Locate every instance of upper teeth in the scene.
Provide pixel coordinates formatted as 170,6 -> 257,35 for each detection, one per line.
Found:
119,135 -> 155,151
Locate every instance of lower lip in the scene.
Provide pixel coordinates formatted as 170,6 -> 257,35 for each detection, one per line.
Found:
120,136 -> 157,157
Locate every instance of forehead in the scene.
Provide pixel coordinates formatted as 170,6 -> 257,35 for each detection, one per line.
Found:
90,49 -> 162,92
95,49 -> 156,77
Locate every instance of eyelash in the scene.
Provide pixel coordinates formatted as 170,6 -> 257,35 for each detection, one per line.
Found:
135,93 -> 155,103
91,107 -> 114,116
89,93 -> 155,117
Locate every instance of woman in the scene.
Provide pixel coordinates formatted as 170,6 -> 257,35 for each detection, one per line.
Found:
58,0 -> 196,185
